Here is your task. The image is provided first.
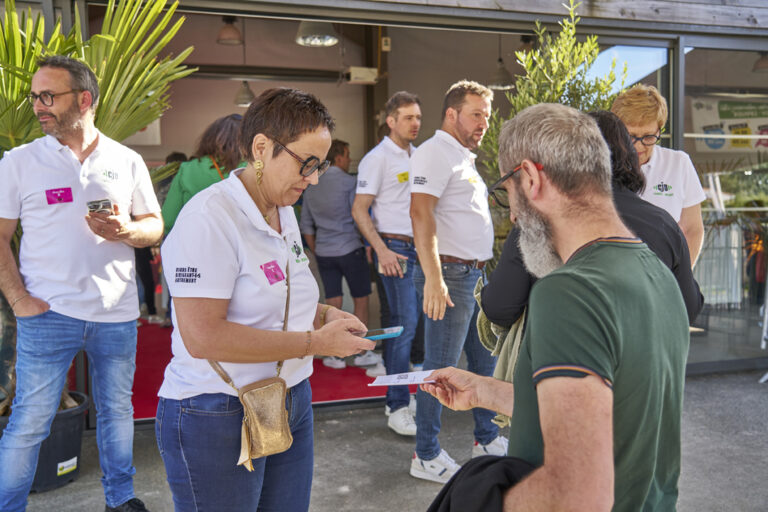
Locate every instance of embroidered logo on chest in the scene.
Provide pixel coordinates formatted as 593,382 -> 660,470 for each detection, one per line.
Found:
101,169 -> 119,181
292,241 -> 309,263
651,181 -> 673,196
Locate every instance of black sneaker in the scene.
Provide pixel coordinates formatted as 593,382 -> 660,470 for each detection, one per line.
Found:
105,498 -> 150,512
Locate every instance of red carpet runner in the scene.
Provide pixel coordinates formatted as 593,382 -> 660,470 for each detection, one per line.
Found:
133,321 -> 413,419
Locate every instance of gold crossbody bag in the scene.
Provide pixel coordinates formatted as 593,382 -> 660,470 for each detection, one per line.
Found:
208,261 -> 293,471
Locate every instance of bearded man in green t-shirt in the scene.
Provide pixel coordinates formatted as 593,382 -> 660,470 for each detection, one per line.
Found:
422,103 -> 689,511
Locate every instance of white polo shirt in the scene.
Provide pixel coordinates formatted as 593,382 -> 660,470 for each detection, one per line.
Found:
640,146 -> 706,222
356,136 -> 415,237
410,130 -> 494,261
0,133 -> 160,322
159,169 -> 319,399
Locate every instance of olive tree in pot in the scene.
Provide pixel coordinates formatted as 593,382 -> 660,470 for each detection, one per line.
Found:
0,0 -> 194,490
478,0 -> 626,271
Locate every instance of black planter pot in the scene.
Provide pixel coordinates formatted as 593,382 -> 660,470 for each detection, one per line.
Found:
0,391 -> 89,492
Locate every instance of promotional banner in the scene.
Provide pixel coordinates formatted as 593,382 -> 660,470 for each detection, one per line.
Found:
690,97 -> 768,153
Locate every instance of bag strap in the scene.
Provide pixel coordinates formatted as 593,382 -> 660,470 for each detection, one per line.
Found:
210,157 -> 226,180
208,258 -> 291,391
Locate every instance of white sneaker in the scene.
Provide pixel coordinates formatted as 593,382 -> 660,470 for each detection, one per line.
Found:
472,435 -> 509,457
410,449 -> 460,484
387,407 -> 416,436
365,362 -> 386,377
322,356 -> 346,369
353,350 -> 382,367
385,395 -> 416,417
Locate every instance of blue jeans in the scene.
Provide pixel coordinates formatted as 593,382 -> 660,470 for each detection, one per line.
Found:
375,238 -> 419,412
0,310 -> 138,511
156,378 -> 314,511
413,263 -> 499,460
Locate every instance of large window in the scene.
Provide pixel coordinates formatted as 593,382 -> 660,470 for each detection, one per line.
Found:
684,47 -> 768,368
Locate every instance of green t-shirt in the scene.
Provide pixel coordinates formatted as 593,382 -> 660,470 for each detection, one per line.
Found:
161,157 -> 244,235
508,239 -> 689,511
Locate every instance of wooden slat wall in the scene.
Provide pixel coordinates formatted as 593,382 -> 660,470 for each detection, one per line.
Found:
367,0 -> 768,30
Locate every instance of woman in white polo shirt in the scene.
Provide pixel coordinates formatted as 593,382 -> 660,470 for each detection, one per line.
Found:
156,88 -> 374,511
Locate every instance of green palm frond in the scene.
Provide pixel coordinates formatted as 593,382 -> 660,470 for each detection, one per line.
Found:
1,0 -> 196,155
84,0 -> 196,142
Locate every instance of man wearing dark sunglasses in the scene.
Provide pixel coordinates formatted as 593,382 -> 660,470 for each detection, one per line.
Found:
421,103 -> 688,511
612,84 -> 706,267
0,56 -> 161,512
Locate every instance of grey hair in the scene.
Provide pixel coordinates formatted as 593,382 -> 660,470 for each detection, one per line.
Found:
498,103 -> 612,198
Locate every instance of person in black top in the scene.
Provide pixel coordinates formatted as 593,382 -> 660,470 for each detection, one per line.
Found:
482,110 -> 704,326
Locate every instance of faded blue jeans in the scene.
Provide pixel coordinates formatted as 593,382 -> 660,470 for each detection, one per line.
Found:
375,238 -> 419,412
156,378 -> 314,511
0,310 -> 138,511
413,262 -> 499,460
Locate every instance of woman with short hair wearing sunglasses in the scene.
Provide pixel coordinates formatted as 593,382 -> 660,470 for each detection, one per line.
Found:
156,88 -> 374,511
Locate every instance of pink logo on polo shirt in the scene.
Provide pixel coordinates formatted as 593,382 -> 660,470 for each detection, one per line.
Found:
45,187 -> 73,205
260,260 -> 285,285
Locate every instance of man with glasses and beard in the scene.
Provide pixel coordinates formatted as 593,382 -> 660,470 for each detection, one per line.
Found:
408,80 -> 506,484
421,103 -> 690,511
0,56 -> 162,512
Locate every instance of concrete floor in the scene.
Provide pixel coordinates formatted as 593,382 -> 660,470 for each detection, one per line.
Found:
24,370 -> 768,512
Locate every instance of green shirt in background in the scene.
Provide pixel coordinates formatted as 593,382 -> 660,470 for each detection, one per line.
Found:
508,239 -> 689,511
161,156 -> 244,235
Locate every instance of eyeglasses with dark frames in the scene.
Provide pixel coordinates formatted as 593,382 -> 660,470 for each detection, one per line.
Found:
27,89 -> 81,107
630,133 -> 660,146
273,139 -> 331,177
488,162 -> 543,209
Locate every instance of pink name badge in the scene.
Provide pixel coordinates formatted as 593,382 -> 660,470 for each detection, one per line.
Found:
45,187 -> 73,205
260,260 -> 286,285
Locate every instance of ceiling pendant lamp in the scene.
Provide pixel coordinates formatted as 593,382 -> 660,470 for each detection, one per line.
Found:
295,21 -> 339,47
487,35 -> 514,91
234,81 -> 256,107
217,16 -> 243,45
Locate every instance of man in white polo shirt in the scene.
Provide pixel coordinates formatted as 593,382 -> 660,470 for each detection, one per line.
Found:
353,91 -> 422,436
0,56 -> 162,512
408,80 -> 505,483
612,84 -> 706,266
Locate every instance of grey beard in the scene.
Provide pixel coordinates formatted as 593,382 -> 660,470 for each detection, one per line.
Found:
516,199 -> 563,278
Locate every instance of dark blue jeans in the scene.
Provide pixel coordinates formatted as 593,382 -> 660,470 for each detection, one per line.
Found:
156,378 -> 313,511
0,310 -> 138,511
413,263 -> 499,460
375,238 -> 419,412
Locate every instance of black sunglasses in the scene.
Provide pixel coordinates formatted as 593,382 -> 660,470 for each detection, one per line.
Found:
273,139 -> 331,177
488,162 -> 543,209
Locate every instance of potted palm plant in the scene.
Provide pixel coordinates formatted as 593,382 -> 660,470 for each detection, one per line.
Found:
0,0 -> 194,490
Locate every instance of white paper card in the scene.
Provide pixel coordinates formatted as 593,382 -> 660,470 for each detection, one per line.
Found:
367,370 -> 435,386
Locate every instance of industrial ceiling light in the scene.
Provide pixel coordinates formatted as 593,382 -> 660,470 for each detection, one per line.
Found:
217,16 -> 243,45
295,21 -> 339,47
233,20 -> 254,107
234,81 -> 256,107
752,52 -> 768,73
487,35 -> 514,91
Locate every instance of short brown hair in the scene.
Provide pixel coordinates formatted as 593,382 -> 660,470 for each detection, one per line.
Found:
37,55 -> 100,109
327,139 -> 349,165
611,84 -> 668,130
441,80 -> 493,120
385,91 -> 420,119
239,88 -> 335,162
